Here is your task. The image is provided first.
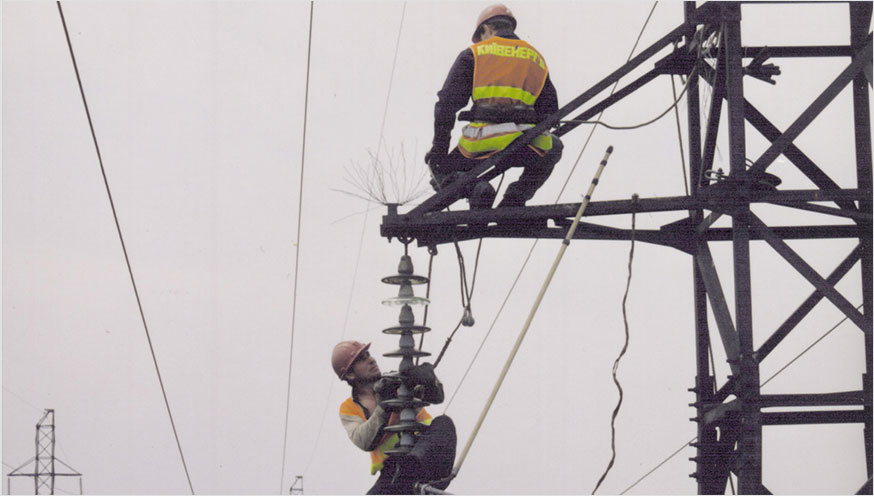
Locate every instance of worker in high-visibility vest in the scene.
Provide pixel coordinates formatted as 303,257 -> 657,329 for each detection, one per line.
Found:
332,340 -> 456,494
426,3 -> 563,209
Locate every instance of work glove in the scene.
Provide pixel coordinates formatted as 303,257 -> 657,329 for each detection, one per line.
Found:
374,374 -> 402,404
424,149 -> 447,169
403,363 -> 445,404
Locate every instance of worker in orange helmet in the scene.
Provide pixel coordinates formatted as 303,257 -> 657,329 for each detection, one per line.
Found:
332,340 -> 456,494
426,3 -> 563,210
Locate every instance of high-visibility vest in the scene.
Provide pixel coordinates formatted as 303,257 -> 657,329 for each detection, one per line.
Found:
339,398 -> 433,475
458,36 -> 553,159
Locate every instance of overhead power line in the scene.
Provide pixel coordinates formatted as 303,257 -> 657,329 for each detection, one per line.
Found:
55,3 -> 194,493
280,2 -> 315,493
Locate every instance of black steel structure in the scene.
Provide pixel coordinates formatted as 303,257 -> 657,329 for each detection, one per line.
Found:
6,410 -> 83,495
380,2 -> 872,494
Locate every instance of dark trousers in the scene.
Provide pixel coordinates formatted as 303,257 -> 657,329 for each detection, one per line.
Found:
367,416 -> 457,495
442,137 -> 563,208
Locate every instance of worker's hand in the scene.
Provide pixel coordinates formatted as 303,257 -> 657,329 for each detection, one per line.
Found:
403,363 -> 438,388
424,149 -> 447,168
374,374 -> 402,404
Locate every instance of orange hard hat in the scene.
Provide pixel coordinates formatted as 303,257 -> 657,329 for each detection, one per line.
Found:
473,4 -> 516,43
331,340 -> 371,379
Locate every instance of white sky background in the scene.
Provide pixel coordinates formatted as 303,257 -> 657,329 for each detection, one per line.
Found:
2,1 -> 871,494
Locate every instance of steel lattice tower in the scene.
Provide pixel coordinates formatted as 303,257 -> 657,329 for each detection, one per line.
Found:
7,410 -> 83,495
380,2 -> 873,493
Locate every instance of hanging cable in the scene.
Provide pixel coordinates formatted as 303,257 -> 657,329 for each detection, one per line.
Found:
280,2 -> 314,493
427,170 -> 504,368
55,3 -> 195,493
560,66 -> 696,131
592,194 -> 638,494
555,1 -> 658,199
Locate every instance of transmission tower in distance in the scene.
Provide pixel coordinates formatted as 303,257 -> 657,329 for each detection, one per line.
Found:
6,409 -> 82,495
289,475 -> 304,494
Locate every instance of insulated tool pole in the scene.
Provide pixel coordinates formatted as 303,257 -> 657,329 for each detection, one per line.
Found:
452,146 -> 614,477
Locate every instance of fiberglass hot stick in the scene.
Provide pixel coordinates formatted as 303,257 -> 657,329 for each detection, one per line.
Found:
451,146 -> 614,478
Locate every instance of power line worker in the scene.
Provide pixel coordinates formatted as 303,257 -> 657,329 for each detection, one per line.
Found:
333,341 -> 456,494
426,3 -> 563,209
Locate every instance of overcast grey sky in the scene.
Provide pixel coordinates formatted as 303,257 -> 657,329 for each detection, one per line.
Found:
2,1 -> 870,494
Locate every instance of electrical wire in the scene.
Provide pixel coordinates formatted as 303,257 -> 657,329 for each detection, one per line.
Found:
280,2 -> 314,493
293,3 -> 409,485
559,66 -> 695,132
55,3 -> 195,493
760,303 -> 863,388
592,199 -> 637,494
618,303 -> 863,493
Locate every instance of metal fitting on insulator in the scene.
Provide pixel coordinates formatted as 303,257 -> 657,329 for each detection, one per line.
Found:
462,307 -> 475,327
398,255 -> 414,275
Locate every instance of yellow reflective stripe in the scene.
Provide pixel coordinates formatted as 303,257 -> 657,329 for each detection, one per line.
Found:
370,414 -> 433,475
472,85 -> 538,106
459,131 -> 553,154
460,132 -> 523,153
370,433 -> 399,474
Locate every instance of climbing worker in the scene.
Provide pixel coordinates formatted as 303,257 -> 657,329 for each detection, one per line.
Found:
425,3 -> 563,209
332,340 -> 457,494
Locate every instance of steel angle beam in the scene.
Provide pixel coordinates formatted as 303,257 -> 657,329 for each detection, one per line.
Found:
748,34 -> 873,177
762,410 -> 868,425
744,100 -> 858,212
695,244 -> 741,375
748,213 -> 869,331
760,391 -> 867,408
756,244 -> 863,363
743,45 -> 855,58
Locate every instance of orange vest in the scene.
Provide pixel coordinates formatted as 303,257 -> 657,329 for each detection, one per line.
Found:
459,36 -> 553,158
339,397 -> 432,475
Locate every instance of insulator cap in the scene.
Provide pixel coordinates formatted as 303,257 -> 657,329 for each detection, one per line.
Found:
380,398 -> 429,411
383,348 -> 432,358
382,325 -> 431,335
383,422 -> 429,434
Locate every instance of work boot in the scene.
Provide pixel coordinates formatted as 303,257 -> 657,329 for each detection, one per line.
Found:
468,181 -> 496,210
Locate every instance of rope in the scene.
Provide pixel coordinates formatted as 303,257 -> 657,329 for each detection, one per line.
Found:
55,4 -> 195,493
280,2 -> 314,492
592,195 -> 638,494
452,146 -> 614,478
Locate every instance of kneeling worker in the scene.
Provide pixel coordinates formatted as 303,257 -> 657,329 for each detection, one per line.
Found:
426,3 -> 563,209
332,340 -> 456,494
